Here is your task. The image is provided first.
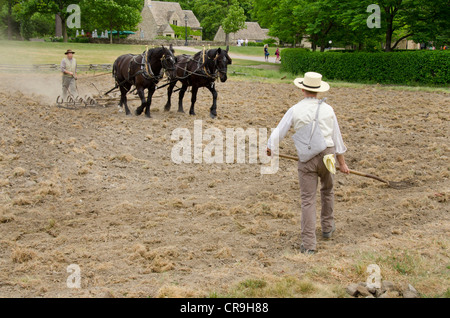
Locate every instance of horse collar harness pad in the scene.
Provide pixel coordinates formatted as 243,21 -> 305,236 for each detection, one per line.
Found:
127,49 -> 161,83
201,49 -> 219,80
140,49 -> 160,82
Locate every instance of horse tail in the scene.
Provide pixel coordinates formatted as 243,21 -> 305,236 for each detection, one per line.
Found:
112,54 -> 127,79
112,58 -> 118,79
112,60 -> 117,78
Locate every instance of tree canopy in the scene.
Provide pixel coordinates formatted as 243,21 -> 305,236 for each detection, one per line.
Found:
187,0 -> 253,41
80,0 -> 142,44
221,2 -> 246,46
252,0 -> 449,51
1,0 -> 141,42
1,0 -> 448,49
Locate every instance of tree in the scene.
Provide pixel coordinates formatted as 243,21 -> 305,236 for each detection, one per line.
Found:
157,0 -> 256,41
350,0 -> 449,51
192,0 -> 229,40
18,0 -> 82,42
251,0 -> 276,29
191,0 -> 254,41
253,0 -> 448,52
340,0 -> 385,51
256,0 -> 339,50
269,0 -> 305,46
294,0 -> 341,51
222,2 -> 246,46
0,0 -> 20,40
80,0 -> 142,44
406,0 -> 450,48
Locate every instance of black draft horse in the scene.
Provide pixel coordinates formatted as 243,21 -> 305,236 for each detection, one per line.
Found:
164,47 -> 232,119
112,45 -> 176,118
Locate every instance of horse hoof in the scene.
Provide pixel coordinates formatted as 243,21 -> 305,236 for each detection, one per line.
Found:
178,110 -> 185,114
189,113 -> 196,116
210,113 -> 217,119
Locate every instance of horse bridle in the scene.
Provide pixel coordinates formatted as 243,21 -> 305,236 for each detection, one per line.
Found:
161,52 -> 175,71
217,55 -> 230,76
160,51 -> 176,80
139,48 -> 176,82
204,50 -> 229,79
169,50 -> 229,81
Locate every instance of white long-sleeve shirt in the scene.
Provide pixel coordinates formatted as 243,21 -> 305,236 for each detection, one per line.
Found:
267,97 -> 347,155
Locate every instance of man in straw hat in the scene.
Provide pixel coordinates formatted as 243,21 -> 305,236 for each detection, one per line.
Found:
266,72 -> 350,255
60,49 -> 78,100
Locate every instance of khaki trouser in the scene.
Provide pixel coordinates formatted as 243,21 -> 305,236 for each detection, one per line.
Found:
297,147 -> 336,251
62,76 -> 78,100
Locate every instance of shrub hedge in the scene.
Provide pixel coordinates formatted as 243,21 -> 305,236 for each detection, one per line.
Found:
280,49 -> 449,86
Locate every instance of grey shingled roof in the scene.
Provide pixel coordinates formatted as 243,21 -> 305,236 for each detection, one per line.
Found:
149,1 -> 201,29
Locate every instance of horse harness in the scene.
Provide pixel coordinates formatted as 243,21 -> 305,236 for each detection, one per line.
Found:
117,48 -> 174,87
175,49 -> 226,81
201,49 -> 220,80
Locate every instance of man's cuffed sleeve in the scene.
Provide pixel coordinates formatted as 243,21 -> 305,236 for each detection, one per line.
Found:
332,114 -> 347,155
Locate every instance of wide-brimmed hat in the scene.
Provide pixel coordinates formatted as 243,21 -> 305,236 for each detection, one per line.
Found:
65,49 -> 75,55
294,72 -> 330,93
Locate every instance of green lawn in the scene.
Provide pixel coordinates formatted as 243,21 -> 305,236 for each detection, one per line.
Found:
191,45 -> 282,57
0,40 -> 281,65
0,40 -> 289,82
0,40 -> 194,65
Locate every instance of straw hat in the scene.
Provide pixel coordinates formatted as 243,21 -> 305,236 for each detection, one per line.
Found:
65,49 -> 76,55
294,72 -> 330,93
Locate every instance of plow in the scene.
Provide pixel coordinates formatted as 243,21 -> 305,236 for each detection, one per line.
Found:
56,78 -> 171,110
56,82 -> 143,109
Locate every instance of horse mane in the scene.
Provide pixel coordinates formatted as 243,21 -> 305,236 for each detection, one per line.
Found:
193,48 -> 219,61
143,46 -> 164,55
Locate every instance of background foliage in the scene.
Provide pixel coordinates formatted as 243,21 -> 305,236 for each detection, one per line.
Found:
1,0 -> 448,49
280,49 -> 450,85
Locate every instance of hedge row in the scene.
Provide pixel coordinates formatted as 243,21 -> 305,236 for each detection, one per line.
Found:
280,49 -> 449,86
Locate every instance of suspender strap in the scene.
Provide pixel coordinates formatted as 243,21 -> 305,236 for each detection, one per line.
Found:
308,98 -> 327,145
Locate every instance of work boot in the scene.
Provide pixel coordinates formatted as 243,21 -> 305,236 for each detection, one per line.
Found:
322,225 -> 336,239
300,244 -> 316,255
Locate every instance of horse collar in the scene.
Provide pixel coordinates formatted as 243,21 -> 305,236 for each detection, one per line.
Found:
142,51 -> 155,80
203,50 -> 218,79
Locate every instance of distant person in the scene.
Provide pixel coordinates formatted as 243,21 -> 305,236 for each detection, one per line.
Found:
245,39 -> 248,46
264,44 -> 270,62
275,47 -> 281,63
60,49 -> 78,100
